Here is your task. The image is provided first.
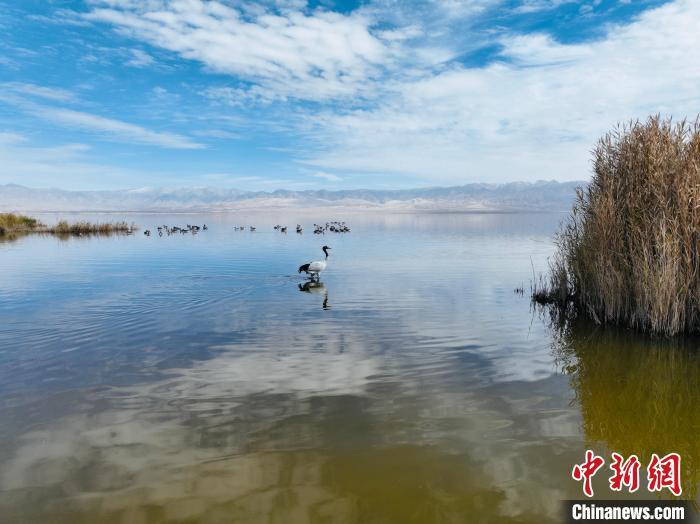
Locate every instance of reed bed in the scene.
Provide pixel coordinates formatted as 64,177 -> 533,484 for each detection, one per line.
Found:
47,220 -> 134,235
536,115 -> 700,335
0,213 -> 135,237
0,213 -> 41,234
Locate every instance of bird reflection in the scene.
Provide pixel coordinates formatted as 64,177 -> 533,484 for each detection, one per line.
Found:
298,281 -> 330,309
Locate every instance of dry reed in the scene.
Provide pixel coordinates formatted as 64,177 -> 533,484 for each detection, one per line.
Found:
536,115 -> 700,335
48,220 -> 134,235
0,213 -> 135,237
0,213 -> 42,231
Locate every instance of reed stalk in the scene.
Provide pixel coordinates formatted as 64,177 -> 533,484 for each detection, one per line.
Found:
535,115 -> 700,335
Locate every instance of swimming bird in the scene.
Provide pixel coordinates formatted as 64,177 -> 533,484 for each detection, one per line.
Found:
298,246 -> 331,281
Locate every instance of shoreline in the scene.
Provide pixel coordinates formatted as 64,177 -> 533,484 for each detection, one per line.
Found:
4,207 -> 569,215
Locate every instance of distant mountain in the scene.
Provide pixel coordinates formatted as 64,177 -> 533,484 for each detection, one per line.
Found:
0,181 -> 584,212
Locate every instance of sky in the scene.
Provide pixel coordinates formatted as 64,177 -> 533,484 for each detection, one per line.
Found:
0,0 -> 698,191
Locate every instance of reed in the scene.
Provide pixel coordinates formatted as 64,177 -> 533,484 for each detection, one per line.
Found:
0,213 -> 42,231
0,213 -> 135,237
536,115 -> 700,335
47,220 -> 134,235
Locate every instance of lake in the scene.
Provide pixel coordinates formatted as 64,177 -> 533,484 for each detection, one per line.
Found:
1,212 -> 698,523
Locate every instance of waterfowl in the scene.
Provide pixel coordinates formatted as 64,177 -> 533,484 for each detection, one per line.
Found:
298,246 -> 331,281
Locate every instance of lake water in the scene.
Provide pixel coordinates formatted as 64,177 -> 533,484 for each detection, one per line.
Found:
1,212 -> 698,523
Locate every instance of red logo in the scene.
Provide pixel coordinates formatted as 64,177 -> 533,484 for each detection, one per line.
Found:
573,451 -> 682,497
609,452 -> 641,493
572,450 -> 605,497
647,453 -> 682,496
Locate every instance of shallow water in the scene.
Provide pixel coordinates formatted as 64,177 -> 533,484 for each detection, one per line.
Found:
0,212 -> 698,523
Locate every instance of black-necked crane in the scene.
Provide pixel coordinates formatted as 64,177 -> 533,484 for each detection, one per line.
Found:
298,246 -> 330,281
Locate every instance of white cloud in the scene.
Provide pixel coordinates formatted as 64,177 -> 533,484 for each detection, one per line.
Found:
300,0 -> 700,183
0,83 -> 204,150
85,0 -> 391,101
193,129 -> 241,140
0,131 -> 28,145
1,82 -> 76,102
500,33 -> 593,66
427,0 -> 504,18
513,0 -> 577,14
377,24 -> 423,42
6,0 -> 697,187
0,133 -> 151,188
32,105 -> 204,149
27,105 -> 204,149
204,85 -> 277,106
311,171 -> 342,182
125,48 -> 155,67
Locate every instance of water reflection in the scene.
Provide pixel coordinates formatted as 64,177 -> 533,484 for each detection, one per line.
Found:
299,281 -> 330,309
0,212 -> 608,523
0,232 -> 25,244
550,317 -> 700,499
0,230 -> 135,245
0,445 -> 529,524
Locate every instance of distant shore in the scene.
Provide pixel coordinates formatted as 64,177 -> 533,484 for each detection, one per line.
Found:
2,204 -> 568,215
0,181 -> 582,214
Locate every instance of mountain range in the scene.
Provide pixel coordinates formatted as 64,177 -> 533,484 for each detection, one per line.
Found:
0,181 -> 584,212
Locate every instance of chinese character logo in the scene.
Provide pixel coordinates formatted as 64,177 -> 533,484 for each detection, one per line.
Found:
573,451 -> 682,497
572,450 -> 605,497
647,453 -> 682,496
609,452 -> 640,493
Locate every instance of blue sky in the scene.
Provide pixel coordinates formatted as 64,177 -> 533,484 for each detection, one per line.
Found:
0,0 -> 696,191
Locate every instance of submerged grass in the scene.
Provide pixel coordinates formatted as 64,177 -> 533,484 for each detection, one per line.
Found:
536,115 -> 700,335
0,213 -> 135,238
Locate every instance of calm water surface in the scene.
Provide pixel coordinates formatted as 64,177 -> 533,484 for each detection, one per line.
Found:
1,212 -> 698,523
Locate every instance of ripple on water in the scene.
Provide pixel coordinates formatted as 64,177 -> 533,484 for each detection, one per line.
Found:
6,213 -> 684,523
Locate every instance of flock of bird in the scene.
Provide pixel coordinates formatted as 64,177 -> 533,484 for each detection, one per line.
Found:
269,222 -> 351,234
143,221 -> 350,237
313,221 -> 350,234
229,222 -> 351,234
142,222 -> 345,282
143,224 -> 208,236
